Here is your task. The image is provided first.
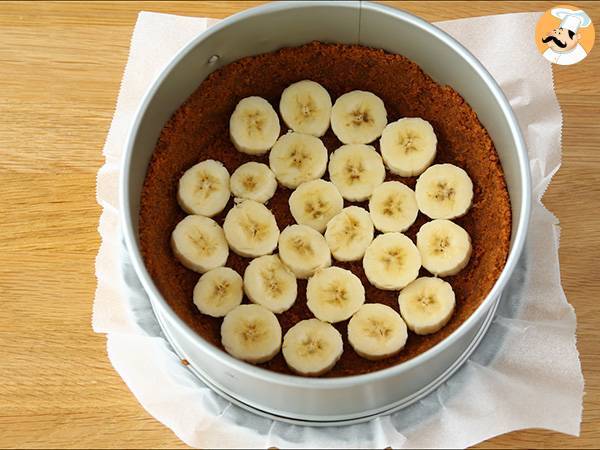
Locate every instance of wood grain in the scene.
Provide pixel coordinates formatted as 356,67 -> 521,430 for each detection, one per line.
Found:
0,1 -> 598,448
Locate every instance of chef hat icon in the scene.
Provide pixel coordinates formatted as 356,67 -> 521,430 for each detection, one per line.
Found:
551,7 -> 592,33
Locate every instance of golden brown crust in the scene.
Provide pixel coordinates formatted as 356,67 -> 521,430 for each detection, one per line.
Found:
139,42 -> 512,377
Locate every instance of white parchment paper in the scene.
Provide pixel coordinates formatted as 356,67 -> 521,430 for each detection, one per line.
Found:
93,11 -> 584,448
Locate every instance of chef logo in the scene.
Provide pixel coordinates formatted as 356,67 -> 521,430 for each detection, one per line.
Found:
535,5 -> 594,65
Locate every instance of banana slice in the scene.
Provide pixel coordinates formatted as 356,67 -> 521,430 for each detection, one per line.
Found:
380,118 -> 437,176
415,164 -> 473,219
288,179 -> 344,233
269,132 -> 328,189
279,80 -> 332,137
221,304 -> 282,364
177,159 -> 230,217
347,303 -> 408,360
278,224 -> 331,279
223,200 -> 279,258
330,90 -> 387,144
306,266 -> 365,323
229,96 -> 280,155
193,267 -> 243,317
328,144 -> 386,201
230,162 -> 277,203
398,277 -> 455,335
416,219 -> 472,277
282,318 -> 343,376
243,254 -> 298,313
363,232 -> 421,290
171,215 -> 229,273
324,206 -> 374,262
369,181 -> 419,233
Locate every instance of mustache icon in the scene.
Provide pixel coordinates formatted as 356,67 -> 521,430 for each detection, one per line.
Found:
542,35 -> 567,48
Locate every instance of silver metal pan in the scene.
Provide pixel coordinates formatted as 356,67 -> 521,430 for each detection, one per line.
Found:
121,1 -> 531,422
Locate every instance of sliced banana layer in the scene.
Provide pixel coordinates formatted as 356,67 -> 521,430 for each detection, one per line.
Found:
221,304 -> 282,364
279,80 -> 332,137
171,215 -> 229,273
288,179 -> 344,233
324,206 -> 374,262
328,144 -> 386,201
269,132 -> 328,189
223,200 -> 279,258
398,277 -> 455,335
415,163 -> 473,219
278,224 -> 331,279
177,159 -> 230,217
363,232 -> 421,290
229,96 -> 280,155
331,90 -> 388,144
243,254 -> 298,313
307,266 -> 365,323
416,219 -> 472,277
230,162 -> 277,204
369,181 -> 419,233
380,118 -> 437,176
348,303 -> 408,360
282,318 -> 343,376
193,267 -> 243,317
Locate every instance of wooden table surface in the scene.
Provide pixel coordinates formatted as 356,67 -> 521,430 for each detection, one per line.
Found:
1,1 -> 598,448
